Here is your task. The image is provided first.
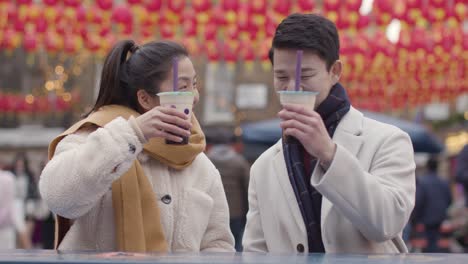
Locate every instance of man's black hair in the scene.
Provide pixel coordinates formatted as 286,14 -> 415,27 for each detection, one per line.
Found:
270,13 -> 340,71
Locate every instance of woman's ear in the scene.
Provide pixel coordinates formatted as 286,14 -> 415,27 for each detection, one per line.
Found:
331,60 -> 342,84
136,89 -> 158,112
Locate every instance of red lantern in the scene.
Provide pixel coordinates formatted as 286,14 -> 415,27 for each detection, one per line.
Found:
96,0 -> 113,11
357,15 -> 371,29
430,0 -> 446,8
374,0 -> 393,14
64,34 -> 82,54
99,24 -> 111,37
16,0 -> 32,5
35,17 -> 47,33
26,4 -> 41,23
237,3 -> 252,32
273,0 -> 291,15
297,0 -> 315,12
203,23 -> 217,41
7,4 -> 18,23
101,34 -> 117,54
406,0 -> 422,10
225,24 -> 239,39
463,32 -> 468,51
183,19 -> 197,37
43,0 -> 59,6
45,30 -> 63,53
1,29 -> 21,51
239,40 -> 255,62
63,0 -> 81,8
112,4 -> 132,24
168,0 -> 185,13
23,30 -> 37,53
211,6 -> 227,26
141,26 -> 154,39
249,0 -> 266,14
392,0 -> 407,20
410,27 -> 429,51
75,6 -> 87,23
205,41 -> 220,62
323,0 -> 340,12
56,97 -> 71,111
182,38 -> 200,54
127,0 -> 141,5
222,0 -> 239,11
223,42 -> 238,63
0,94 -> 6,112
454,1 -> 467,22
145,0 -> 162,12
335,8 -> 353,29
73,24 -> 88,39
85,33 -> 101,53
345,0 -> 362,12
160,23 -> 174,39
35,96 -> 49,113
44,5 -> 64,24
14,18 -> 25,32
193,0 -> 211,12
441,30 -> 455,53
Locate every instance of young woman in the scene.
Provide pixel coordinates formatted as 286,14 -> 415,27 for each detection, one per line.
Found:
39,40 -> 234,252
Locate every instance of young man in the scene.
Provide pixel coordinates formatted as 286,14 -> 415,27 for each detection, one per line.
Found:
243,14 -> 416,254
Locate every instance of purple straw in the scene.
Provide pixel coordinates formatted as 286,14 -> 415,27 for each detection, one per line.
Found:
295,50 -> 303,91
172,57 -> 178,92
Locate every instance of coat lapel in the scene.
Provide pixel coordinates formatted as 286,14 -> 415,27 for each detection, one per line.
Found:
320,107 -> 364,227
272,143 -> 307,234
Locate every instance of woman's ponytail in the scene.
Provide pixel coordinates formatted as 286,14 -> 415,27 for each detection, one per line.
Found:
85,40 -> 135,116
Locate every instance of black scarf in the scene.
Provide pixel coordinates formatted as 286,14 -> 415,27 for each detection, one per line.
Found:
282,83 -> 351,252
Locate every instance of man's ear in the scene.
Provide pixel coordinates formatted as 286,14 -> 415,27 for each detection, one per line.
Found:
331,60 -> 342,84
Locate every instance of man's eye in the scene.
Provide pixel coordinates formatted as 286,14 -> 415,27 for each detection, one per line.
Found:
277,77 -> 288,81
301,76 -> 313,80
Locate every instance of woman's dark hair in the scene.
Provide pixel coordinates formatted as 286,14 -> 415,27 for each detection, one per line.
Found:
270,13 -> 340,71
87,40 -> 188,115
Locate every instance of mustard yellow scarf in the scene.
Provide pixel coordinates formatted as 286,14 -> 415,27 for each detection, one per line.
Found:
48,105 -> 206,252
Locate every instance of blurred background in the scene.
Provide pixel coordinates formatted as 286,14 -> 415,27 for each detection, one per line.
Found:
0,0 -> 467,253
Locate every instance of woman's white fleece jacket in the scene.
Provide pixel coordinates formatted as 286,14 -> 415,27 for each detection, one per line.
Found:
39,116 -> 235,252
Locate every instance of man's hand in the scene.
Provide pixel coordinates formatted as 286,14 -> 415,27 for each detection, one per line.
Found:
278,104 -> 336,165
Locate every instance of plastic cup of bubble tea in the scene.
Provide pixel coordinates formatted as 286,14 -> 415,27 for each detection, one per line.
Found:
277,90 -> 319,144
157,91 -> 194,145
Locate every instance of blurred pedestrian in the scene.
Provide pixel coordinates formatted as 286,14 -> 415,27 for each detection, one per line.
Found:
10,152 -> 38,249
0,164 -> 16,249
455,144 -> 468,207
207,130 -> 250,251
414,156 -> 452,252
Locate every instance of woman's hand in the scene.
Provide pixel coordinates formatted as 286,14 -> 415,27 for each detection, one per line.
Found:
135,106 -> 192,142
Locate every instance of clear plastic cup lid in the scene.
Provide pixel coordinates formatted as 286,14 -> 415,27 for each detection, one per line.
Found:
277,91 -> 319,95
157,91 -> 194,96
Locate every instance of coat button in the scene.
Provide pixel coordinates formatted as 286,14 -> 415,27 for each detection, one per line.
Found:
128,143 -> 136,154
161,195 -> 172,204
296,243 -> 305,253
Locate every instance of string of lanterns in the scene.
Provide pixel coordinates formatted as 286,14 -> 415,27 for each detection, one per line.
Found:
0,0 -> 466,112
